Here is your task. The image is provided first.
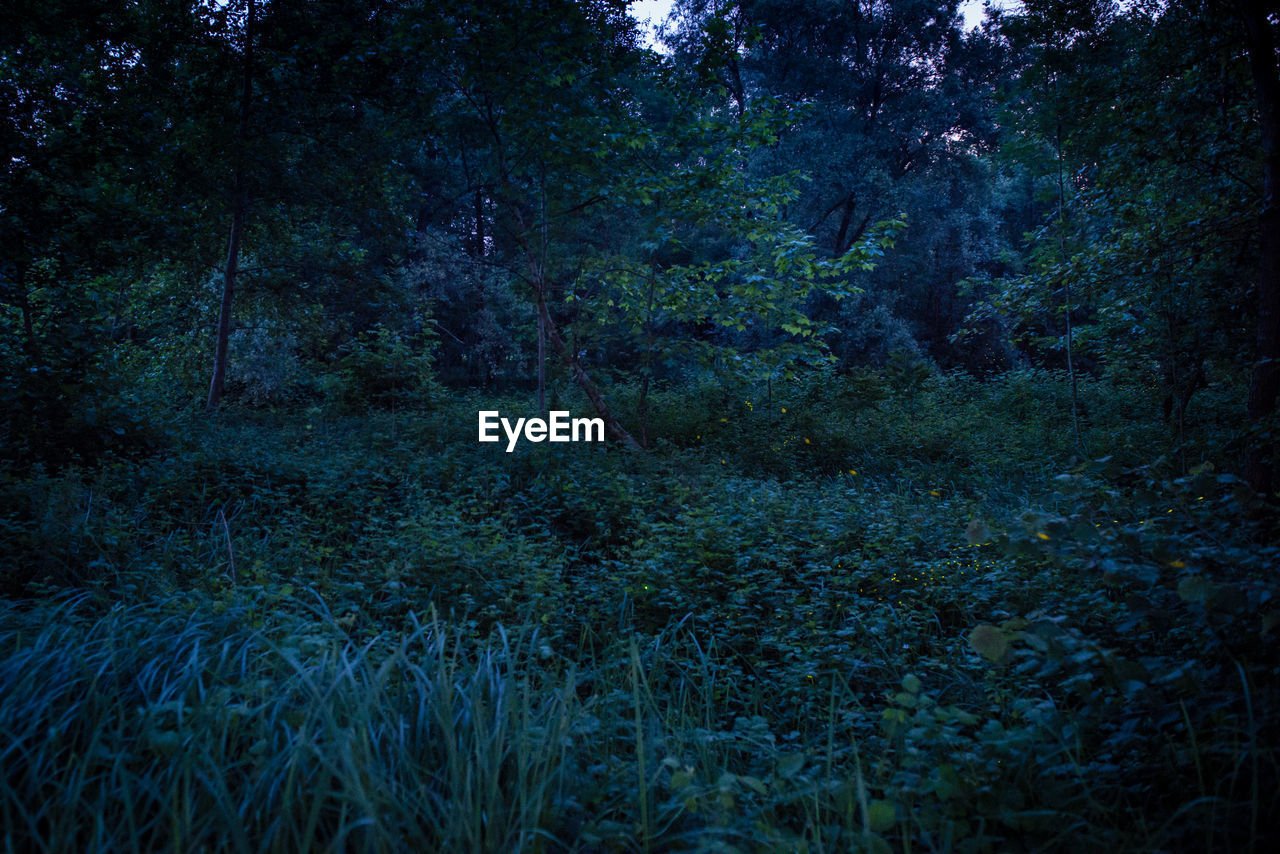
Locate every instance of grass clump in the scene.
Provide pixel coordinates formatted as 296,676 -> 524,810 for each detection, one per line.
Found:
0,595 -> 583,852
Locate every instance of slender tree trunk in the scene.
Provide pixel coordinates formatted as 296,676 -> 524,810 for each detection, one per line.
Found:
726,11 -> 746,121
833,196 -> 856,255
536,297 -> 641,449
1239,0 -> 1280,493
13,264 -> 38,363
501,161 -> 632,442
535,162 -> 549,415
1056,102 -> 1082,454
537,307 -> 547,414
638,374 -> 650,449
833,200 -> 871,256
639,272 -> 657,449
206,0 -> 255,412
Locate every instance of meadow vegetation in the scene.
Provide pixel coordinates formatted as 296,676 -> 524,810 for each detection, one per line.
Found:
3,371 -> 1276,852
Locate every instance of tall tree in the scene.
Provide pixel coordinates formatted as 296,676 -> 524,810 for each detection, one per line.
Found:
666,0 -> 1010,367
409,0 -> 646,443
197,0 -> 422,408
206,0 -> 256,410
1237,0 -> 1280,492
0,0 -> 213,462
959,0 -> 1261,470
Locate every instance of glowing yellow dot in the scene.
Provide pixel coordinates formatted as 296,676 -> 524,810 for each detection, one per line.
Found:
1037,532 -> 1050,541
929,490 -> 940,497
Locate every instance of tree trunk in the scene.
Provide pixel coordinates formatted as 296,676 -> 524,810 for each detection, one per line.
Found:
1054,85 -> 1083,456
1239,0 -> 1280,493
536,296 -> 641,449
639,272 -> 657,449
14,264 -> 39,363
536,305 -> 547,414
206,0 -> 255,412
833,198 -> 870,256
536,162 -> 548,415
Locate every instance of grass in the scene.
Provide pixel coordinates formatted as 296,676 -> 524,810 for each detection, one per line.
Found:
1,370 -> 1277,851
0,596 -> 583,852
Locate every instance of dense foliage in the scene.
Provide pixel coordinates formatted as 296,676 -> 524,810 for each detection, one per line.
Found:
3,0 -> 1279,851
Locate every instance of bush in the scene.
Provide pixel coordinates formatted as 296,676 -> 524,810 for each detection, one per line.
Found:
321,325 -> 440,413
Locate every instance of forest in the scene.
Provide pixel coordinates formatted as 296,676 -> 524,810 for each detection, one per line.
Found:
2,0 -> 1279,850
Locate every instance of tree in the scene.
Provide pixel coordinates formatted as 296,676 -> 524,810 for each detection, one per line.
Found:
405,0 -> 647,442
665,0 -> 1011,368
206,0 -> 256,410
959,0 -> 1261,468
1236,0 -> 1280,492
201,0 -> 421,409
576,80 -> 905,442
0,0 -> 210,462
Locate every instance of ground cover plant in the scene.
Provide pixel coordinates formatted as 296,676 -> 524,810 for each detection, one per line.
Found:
3,374 -> 1278,852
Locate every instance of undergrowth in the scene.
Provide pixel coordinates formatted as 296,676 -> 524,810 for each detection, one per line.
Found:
2,371 -> 1277,852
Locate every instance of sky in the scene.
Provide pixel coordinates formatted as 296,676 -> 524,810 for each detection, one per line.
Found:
626,0 -> 1016,49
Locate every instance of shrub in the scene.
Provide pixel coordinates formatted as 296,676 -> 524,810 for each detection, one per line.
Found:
321,325 -> 440,413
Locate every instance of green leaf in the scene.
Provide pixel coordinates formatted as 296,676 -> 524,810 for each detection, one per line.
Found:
146,730 -> 183,755
966,519 -> 990,545
968,624 -> 1008,663
776,753 -> 805,778
867,799 -> 896,833
1177,575 -> 1212,604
